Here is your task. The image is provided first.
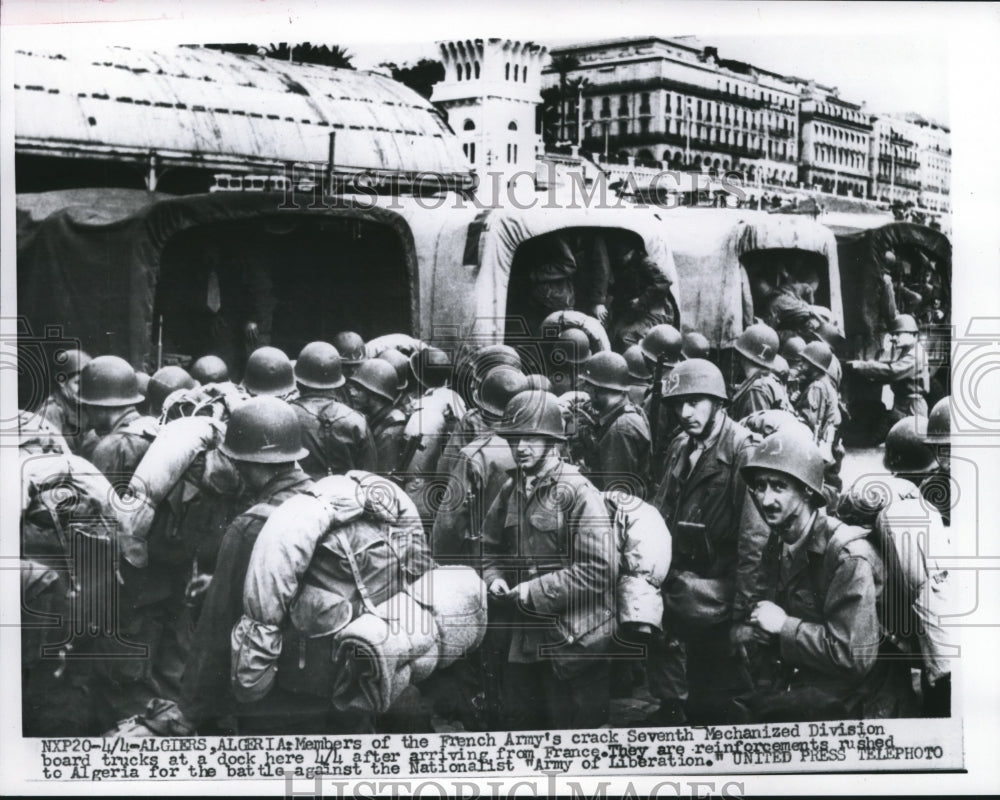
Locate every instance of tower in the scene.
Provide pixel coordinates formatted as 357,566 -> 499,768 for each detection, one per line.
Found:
431,39 -> 547,194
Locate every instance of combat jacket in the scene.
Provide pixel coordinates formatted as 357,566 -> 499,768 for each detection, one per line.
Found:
437,407 -> 489,476
38,391 -> 94,455
850,345 -> 928,417
84,408 -> 159,487
482,461 -> 617,667
731,371 -> 792,421
795,374 -> 842,451
291,393 -> 377,479
652,414 -> 767,621
368,404 -> 407,474
585,401 -> 651,498
180,466 -> 313,725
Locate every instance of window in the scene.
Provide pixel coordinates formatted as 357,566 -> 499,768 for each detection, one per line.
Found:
640,92 -> 651,114
457,65 -> 463,81
619,95 -> 629,115
522,67 -> 528,82
640,118 -> 650,134
463,119 -> 475,131
508,121 -> 517,131
514,64 -> 519,81
465,64 -> 471,80
584,98 -> 593,119
462,142 -> 476,162
505,63 -> 510,80
474,62 -> 480,79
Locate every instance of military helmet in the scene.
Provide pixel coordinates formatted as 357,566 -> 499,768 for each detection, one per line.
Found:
498,390 -> 566,440
801,340 -> 834,376
640,324 -> 684,366
477,367 -> 530,417
410,347 -> 453,389
781,336 -> 807,361
295,341 -> 345,389
884,416 -> 936,474
331,331 -> 366,365
148,366 -> 197,413
623,345 -> 652,382
555,328 -> 591,365
135,371 -> 151,399
681,331 -> 711,361
581,351 -> 630,392
524,373 -> 552,393
219,396 -> 309,464
742,427 -> 825,497
79,355 -> 145,407
349,359 -> 399,403
377,348 -> 412,392
190,354 -> 230,384
891,314 -> 919,335
924,396 -> 951,445
471,344 -> 522,378
55,348 -> 91,378
734,323 -> 780,368
242,346 -> 295,397
815,321 -> 846,348
661,358 -> 728,402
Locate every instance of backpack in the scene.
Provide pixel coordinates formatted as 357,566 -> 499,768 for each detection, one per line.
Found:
830,479 -> 954,683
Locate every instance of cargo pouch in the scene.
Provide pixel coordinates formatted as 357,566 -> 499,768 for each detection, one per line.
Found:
661,570 -> 733,633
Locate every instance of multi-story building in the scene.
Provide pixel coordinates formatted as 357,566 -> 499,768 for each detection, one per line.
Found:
795,80 -> 872,198
870,115 -> 922,206
543,37 -> 801,185
908,114 -> 951,216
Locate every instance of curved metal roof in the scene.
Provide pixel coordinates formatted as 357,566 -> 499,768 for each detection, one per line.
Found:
13,45 -> 472,178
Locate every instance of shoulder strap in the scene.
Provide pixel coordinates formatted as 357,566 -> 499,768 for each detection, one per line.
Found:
822,519 -> 870,586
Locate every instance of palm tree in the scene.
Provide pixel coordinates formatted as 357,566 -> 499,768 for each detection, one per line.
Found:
549,54 -> 580,142
264,43 -> 355,69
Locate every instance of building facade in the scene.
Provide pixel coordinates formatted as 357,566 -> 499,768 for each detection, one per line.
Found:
870,115 -> 922,206
543,37 -> 801,185
910,115 -> 951,215
796,81 -> 872,198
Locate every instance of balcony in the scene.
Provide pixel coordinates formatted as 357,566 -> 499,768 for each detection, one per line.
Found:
583,128 -> 768,161
878,153 -> 920,169
768,126 -> 794,139
582,76 -> 768,111
800,107 -> 873,132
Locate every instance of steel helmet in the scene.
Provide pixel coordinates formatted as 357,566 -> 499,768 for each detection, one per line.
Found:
295,341 -> 345,389
377,348 -> 412,392
555,328 -> 591,365
801,340 -> 834,376
781,336 -> 807,361
190,354 -> 229,384
498,390 -> 566,440
815,321 -> 846,348
742,427 -> 825,497
924,397 -> 951,445
477,367 -> 530,417
734,323 -> 780,368
242,346 -> 295,397
148,366 -> 197,413
884,416 -> 936,473
135,371 -> 151,399
891,314 -> 919,335
410,346 -> 453,389
640,324 -> 684,366
581,351 -> 630,392
349,359 -> 399,403
681,331 -> 711,361
219,396 -> 309,464
55,348 -> 91,378
332,331 -> 366,365
472,344 -> 522,377
524,373 -> 553,393
661,358 -> 728,402
79,355 -> 145,407
623,345 -> 652,382
772,354 -> 790,382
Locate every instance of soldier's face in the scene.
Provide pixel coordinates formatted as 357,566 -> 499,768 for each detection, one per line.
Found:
61,373 -> 82,401
674,396 -> 718,438
748,469 -> 811,538
509,435 -> 551,473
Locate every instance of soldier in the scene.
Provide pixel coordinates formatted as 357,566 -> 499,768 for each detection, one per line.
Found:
607,242 -> 678,351
147,365 -> 198,419
377,347 -> 419,416
779,336 -> 807,403
730,323 -> 792,421
681,331 -> 712,362
846,313 -> 929,435
482,390 -> 618,730
78,355 -> 159,486
738,428 -> 917,721
548,328 -> 591,397
347,359 -> 408,475
647,359 -> 767,725
189,354 -> 230,385
525,232 -> 578,337
921,397 -> 951,526
241,346 -> 296,400
622,344 -> 652,407
578,352 -> 652,498
793,340 -> 843,499
640,324 -> 685,481
290,341 -> 377,479
331,331 -> 367,381
179,397 -> 360,734
38,347 -> 92,455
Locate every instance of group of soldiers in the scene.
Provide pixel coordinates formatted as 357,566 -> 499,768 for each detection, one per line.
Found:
19,301 -> 952,736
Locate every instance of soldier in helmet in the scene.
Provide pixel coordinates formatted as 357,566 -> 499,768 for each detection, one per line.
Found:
779,336 -> 807,403
793,340 -> 843,499
241,346 -> 296,400
622,344 -> 653,407
847,313 -> 929,438
190,354 -> 230,386
730,323 -> 792,422
738,428 -> 916,721
78,355 -> 159,486
548,328 -> 591,397
921,397 -> 951,526
331,331 -> 367,381
681,331 -> 712,362
481,390 -> 618,730
347,359 -> 408,475
290,342 -> 377,479
640,324 -> 685,481
377,347 -> 419,417
38,348 -> 94,455
647,358 -> 768,725
179,397 -> 361,734
578,351 -> 652,498
147,365 -> 198,419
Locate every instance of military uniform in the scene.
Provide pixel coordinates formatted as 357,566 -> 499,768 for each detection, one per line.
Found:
437,407 -> 489,477
481,460 -> 617,730
291,393 -> 377,479
850,343 -> 928,420
368,404 -> 408,475
584,401 -> 652,498
38,391 -> 95,455
82,407 -> 159,486
730,371 -> 792,422
795,373 -> 842,452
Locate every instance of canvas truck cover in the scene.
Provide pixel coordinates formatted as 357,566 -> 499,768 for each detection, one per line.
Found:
655,207 -> 843,347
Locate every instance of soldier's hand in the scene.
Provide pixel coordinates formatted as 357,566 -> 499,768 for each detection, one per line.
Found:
749,601 -> 788,635
592,304 -> 609,324
488,578 -> 510,597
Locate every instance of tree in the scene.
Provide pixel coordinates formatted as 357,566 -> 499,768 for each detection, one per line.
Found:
378,59 -> 445,99
264,43 -> 356,69
549,54 -> 580,142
